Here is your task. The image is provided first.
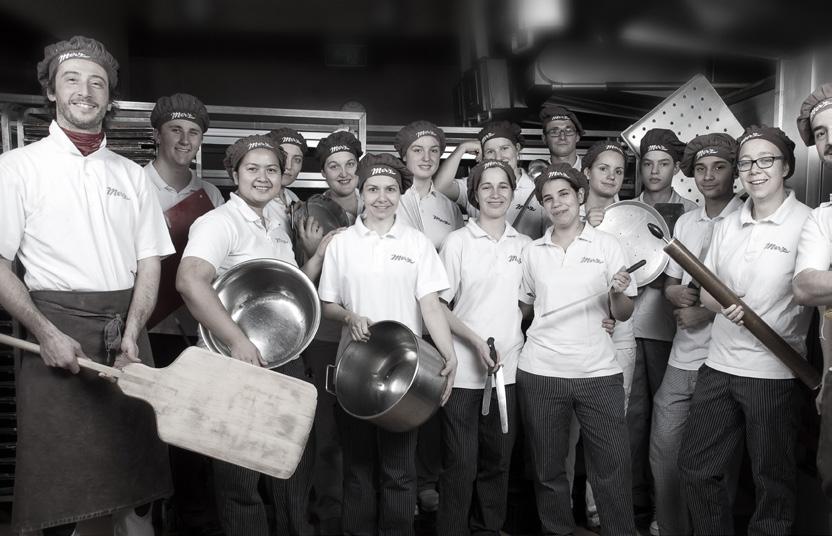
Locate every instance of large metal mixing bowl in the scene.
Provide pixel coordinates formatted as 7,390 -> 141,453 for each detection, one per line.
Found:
327,321 -> 447,432
199,258 -> 321,369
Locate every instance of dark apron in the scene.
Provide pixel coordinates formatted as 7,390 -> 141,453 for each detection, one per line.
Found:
13,289 -> 173,532
148,189 -> 215,329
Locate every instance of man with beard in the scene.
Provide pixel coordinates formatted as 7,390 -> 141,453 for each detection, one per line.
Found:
792,83 -> 832,513
0,36 -> 174,535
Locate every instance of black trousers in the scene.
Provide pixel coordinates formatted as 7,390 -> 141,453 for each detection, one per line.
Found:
213,358 -> 315,536
338,407 -> 418,536
517,370 -> 635,536
678,365 -> 798,535
438,385 -> 518,535
628,337 -> 672,510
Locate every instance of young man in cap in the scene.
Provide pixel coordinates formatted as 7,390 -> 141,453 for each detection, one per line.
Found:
540,104 -> 585,169
650,134 -> 744,535
144,92 -> 223,534
145,92 -> 223,343
793,82 -> 832,507
433,121 -> 549,239
0,36 -> 173,535
629,128 -> 697,526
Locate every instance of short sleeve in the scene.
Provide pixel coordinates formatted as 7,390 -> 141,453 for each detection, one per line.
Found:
702,218 -> 725,276
454,177 -> 470,210
181,210 -> 234,270
438,232 -> 463,303
203,181 -> 226,208
133,166 -> 175,260
795,207 -> 832,276
0,162 -> 25,261
519,244 -> 536,305
664,216 -> 687,279
317,234 -> 342,304
414,235 -> 450,300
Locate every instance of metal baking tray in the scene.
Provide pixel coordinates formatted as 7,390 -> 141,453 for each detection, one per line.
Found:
622,74 -> 745,206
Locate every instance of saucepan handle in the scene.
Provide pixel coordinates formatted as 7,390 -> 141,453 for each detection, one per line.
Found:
325,364 -> 336,395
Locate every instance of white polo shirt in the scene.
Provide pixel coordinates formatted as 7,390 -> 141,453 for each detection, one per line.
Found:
182,192 -> 297,277
263,187 -> 301,232
578,204 -> 636,350
632,190 -> 698,341
453,169 -> 547,240
144,162 -> 224,212
795,201 -> 832,276
318,215 -> 449,349
704,192 -> 812,379
0,121 -> 174,291
665,196 -> 744,370
439,220 -> 531,388
519,224 -> 637,378
396,182 -> 464,250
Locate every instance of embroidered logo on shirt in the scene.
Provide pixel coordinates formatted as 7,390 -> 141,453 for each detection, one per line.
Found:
507,255 -> 522,264
272,237 -> 290,245
763,242 -> 789,253
106,187 -> 130,201
580,256 -> 604,264
391,254 -> 416,264
433,215 -> 451,226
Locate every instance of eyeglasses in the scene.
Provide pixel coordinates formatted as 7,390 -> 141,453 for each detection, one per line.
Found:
545,127 -> 577,138
736,156 -> 784,172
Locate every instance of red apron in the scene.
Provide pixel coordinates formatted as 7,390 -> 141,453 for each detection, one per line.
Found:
147,189 -> 216,329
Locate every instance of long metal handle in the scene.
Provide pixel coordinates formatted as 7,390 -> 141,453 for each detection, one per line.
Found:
0,332 -> 122,378
647,224 -> 821,390
541,260 -> 646,318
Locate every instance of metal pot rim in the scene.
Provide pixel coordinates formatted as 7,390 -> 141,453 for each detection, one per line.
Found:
199,258 -> 321,369
335,320 -> 422,420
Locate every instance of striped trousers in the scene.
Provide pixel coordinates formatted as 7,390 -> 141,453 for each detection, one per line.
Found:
437,385 -> 518,535
678,365 -> 798,535
213,358 -> 315,536
337,407 -> 418,536
517,370 -> 635,536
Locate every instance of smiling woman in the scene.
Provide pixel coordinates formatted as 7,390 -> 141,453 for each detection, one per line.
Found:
175,133 -> 336,536
678,125 -> 814,535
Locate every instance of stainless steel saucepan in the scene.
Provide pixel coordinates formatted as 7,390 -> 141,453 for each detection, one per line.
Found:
326,321 -> 447,432
200,258 -> 321,369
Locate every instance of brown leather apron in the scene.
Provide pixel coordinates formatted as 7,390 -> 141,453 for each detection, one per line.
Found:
12,289 -> 173,532
148,189 -> 215,329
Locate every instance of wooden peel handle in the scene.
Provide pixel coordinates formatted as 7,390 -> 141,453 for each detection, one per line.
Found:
663,238 -> 821,390
0,332 -> 122,378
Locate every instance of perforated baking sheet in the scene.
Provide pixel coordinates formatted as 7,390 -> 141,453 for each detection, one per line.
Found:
622,74 -> 745,205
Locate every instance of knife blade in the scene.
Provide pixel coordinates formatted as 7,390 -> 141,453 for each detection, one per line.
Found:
482,336 -> 498,416
481,373 -> 492,416
487,337 -> 509,434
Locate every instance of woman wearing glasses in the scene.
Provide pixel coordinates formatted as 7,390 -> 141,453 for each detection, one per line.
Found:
678,125 -> 812,535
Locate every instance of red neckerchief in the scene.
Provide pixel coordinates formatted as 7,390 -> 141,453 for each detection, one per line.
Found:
61,127 -> 105,156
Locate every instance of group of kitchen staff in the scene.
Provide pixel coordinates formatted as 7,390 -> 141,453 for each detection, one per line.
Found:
2,33 -> 832,536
